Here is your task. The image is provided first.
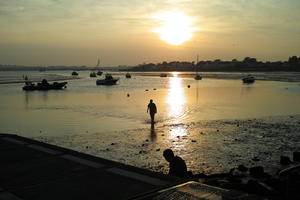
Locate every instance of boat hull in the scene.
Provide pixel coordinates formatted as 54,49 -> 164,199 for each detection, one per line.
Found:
97,71 -> 103,76
23,82 -> 68,91
96,79 -> 118,85
194,75 -> 202,80
242,78 -> 255,84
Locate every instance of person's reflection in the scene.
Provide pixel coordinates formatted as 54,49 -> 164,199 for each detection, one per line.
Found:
150,124 -> 157,141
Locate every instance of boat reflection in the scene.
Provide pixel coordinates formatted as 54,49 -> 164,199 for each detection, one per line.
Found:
166,76 -> 186,123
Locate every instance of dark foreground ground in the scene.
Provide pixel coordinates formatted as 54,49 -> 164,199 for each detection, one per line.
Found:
0,133 -> 298,200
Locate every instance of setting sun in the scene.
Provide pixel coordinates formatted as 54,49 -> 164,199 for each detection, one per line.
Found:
152,10 -> 198,46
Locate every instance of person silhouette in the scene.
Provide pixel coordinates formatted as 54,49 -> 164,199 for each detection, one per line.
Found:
147,99 -> 157,124
163,149 -> 188,178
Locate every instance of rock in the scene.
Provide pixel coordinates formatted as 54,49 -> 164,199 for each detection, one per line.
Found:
153,88 -> 156,90
293,152 -> 300,162
127,93 -> 130,97
191,140 -> 197,142
111,143 -> 115,145
238,164 -> 248,172
187,85 -> 190,88
145,89 -> 149,91
249,166 -> 264,178
280,156 -> 292,165
145,139 -> 149,142
156,148 -> 160,151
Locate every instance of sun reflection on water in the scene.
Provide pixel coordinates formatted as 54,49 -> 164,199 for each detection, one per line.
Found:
166,77 -> 186,121
169,126 -> 188,139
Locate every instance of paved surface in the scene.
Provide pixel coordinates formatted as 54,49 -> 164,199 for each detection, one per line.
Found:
0,133 -> 183,200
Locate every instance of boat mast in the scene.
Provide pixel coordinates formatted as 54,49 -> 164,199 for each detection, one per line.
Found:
196,54 -> 199,75
96,57 -> 100,68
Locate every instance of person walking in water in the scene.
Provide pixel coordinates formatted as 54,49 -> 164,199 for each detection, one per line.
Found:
147,99 -> 157,124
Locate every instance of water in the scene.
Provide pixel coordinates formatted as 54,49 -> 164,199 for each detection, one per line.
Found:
1,71 -> 300,174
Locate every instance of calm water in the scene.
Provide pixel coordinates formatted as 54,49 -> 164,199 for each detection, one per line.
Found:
1,71 -> 300,174
1,71 -> 300,137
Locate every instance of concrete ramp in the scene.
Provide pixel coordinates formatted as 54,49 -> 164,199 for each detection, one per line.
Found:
0,133 -> 181,200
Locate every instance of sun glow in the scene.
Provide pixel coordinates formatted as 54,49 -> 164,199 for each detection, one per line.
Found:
152,10 -> 198,46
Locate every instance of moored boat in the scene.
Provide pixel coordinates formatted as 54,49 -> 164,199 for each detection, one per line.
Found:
160,73 -> 167,77
242,75 -> 255,84
23,79 -> 67,91
96,74 -> 119,85
125,73 -> 131,78
97,70 -> 103,76
90,72 -> 97,77
194,74 -> 202,80
72,71 -> 78,76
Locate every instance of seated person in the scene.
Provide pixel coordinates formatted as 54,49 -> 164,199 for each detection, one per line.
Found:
163,149 -> 188,178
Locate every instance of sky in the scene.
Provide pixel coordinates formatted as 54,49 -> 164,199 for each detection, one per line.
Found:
0,0 -> 299,66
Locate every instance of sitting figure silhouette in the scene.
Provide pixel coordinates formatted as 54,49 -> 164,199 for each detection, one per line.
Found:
163,149 -> 188,178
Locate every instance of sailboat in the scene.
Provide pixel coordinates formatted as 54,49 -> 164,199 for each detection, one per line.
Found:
96,57 -> 103,76
194,54 -> 202,80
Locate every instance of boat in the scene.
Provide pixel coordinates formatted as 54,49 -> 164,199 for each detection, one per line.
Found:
23,79 -> 67,91
242,75 -> 255,84
72,71 -> 78,76
125,73 -> 131,78
90,72 -> 97,77
194,54 -> 202,80
96,74 -> 119,85
160,73 -> 167,77
97,70 -> 103,76
96,57 -> 103,76
194,74 -> 202,80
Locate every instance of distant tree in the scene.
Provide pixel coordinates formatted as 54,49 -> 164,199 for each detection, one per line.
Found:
288,56 -> 299,63
243,57 -> 257,63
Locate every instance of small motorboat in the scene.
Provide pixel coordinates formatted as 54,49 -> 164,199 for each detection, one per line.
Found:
72,71 -> 78,76
242,75 -> 255,84
160,73 -> 167,77
125,73 -> 131,78
23,79 -> 67,91
97,70 -> 103,76
96,74 -> 119,85
90,72 -> 97,77
194,74 -> 202,80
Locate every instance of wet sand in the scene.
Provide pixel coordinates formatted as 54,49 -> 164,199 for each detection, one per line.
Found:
36,114 -> 300,176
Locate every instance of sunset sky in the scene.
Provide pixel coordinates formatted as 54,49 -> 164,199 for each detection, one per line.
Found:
0,0 -> 299,66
